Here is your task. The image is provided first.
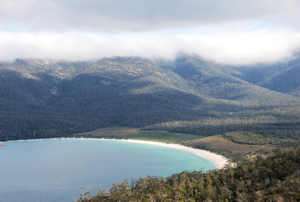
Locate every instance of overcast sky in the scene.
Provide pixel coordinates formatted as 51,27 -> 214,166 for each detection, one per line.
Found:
1,0 -> 300,65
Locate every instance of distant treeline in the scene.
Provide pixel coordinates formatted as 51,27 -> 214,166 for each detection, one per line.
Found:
142,114 -> 300,137
223,130 -> 300,146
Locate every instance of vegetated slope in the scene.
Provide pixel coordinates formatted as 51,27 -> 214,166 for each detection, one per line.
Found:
263,63 -> 300,97
79,148 -> 300,202
0,56 -> 299,141
142,56 -> 300,136
232,57 -> 300,97
0,57 -> 210,140
172,55 -> 300,106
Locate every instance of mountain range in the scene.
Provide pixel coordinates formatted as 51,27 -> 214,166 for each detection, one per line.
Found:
0,55 -> 299,141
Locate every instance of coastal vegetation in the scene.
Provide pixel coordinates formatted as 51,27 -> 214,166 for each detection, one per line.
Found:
222,131 -> 299,146
74,128 -> 202,142
78,148 -> 300,202
73,127 -> 299,163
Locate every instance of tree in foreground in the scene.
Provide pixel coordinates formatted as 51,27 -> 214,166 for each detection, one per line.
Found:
79,148 -> 300,202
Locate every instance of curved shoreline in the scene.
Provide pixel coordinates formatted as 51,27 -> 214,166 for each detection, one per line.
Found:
0,137 -> 229,169
120,139 -> 228,169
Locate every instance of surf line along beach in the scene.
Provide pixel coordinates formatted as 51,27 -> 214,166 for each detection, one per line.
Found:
99,138 -> 229,169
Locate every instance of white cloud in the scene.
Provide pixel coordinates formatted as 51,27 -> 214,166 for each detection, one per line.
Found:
0,0 -> 300,32
1,29 -> 300,65
1,0 -> 300,64
0,0 -> 34,18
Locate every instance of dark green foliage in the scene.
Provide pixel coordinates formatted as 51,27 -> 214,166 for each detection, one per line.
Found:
223,131 -> 300,146
79,148 -> 300,202
223,131 -> 276,145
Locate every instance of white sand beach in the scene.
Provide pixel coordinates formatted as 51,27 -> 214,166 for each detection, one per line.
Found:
120,139 -> 229,169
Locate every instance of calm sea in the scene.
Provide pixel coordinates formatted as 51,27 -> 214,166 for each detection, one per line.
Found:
0,139 -> 216,202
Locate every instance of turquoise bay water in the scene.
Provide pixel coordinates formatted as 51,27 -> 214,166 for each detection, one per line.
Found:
0,139 -> 216,202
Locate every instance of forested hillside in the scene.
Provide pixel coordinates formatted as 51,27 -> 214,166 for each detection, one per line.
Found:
79,148 -> 300,202
0,56 -> 299,141
232,57 -> 300,97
